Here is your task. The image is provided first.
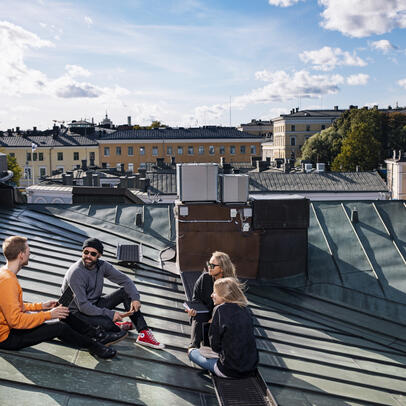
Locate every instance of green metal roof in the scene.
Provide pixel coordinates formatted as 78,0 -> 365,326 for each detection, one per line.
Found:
1,202 -> 406,405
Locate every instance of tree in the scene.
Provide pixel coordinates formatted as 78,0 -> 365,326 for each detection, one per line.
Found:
0,149 -> 23,186
301,126 -> 344,167
331,122 -> 381,171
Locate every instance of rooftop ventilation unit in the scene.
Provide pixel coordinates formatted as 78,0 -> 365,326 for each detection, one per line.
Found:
220,174 -> 249,203
304,163 -> 313,173
116,243 -> 142,263
316,163 -> 325,172
177,163 -> 218,202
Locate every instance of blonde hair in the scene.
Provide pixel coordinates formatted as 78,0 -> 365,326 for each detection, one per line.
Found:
214,277 -> 248,307
3,236 -> 28,261
211,251 -> 236,278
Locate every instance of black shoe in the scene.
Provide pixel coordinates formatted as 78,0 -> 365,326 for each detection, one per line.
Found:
89,342 -> 117,359
97,330 -> 128,346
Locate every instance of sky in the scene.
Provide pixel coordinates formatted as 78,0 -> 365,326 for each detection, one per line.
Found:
1,0 -> 406,130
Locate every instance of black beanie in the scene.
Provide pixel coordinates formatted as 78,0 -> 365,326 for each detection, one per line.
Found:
82,238 -> 104,254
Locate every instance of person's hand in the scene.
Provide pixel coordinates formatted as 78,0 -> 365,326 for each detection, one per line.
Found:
113,311 -> 123,322
130,300 -> 141,313
42,300 -> 58,310
185,308 -> 197,317
50,305 -> 69,320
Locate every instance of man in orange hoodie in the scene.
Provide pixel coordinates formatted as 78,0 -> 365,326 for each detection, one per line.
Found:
0,235 -> 116,358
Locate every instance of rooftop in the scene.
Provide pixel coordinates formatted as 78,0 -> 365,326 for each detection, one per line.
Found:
1,199 -> 406,405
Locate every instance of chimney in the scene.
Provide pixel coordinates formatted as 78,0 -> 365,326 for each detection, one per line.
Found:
16,126 -> 20,134
220,157 -> 225,167
295,107 -> 299,113
92,173 -> 100,186
128,116 -> 132,126
138,177 -> 150,192
120,163 -> 125,173
89,158 -> 95,167
33,126 -> 37,132
138,168 -> 146,178
81,159 -> 87,170
223,163 -> 232,174
334,106 -> 338,111
171,156 -> 176,165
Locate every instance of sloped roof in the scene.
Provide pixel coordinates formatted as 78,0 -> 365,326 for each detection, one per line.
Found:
0,133 -> 98,148
100,127 -> 261,140
1,202 -> 406,405
144,171 -> 388,195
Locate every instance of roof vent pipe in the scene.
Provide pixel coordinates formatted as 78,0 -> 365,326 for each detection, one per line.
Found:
351,208 -> 358,223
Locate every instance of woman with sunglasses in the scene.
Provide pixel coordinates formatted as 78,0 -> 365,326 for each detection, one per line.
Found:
185,251 -> 237,349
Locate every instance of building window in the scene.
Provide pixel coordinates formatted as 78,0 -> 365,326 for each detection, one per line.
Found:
291,125 -> 295,132
116,146 -> 122,156
240,145 -> 246,154
39,152 -> 44,161
219,146 -> 225,155
198,146 -> 204,155
306,124 -> 310,131
209,146 -> 215,155
24,167 -> 32,179
290,136 -> 296,146
57,152 -> 63,161
33,153 -> 37,161
230,146 -> 236,155
128,146 -> 134,156
188,146 -> 194,155
39,167 -> 46,177
152,146 -> 158,156
26,152 -> 31,161
89,151 -> 95,160
128,163 -> 134,172
104,147 -> 110,156
73,152 -> 79,161
139,146 -> 145,155
56,165 -> 64,172
9,152 -> 15,157
166,146 -> 173,155
177,146 -> 183,155
250,145 -> 257,154
321,124 -> 326,130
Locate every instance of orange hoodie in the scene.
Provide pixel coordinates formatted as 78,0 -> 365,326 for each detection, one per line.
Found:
0,268 -> 51,342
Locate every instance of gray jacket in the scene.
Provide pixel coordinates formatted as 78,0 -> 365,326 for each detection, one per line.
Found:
62,259 -> 140,319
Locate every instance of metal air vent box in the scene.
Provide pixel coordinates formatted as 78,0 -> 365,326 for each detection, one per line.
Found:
220,174 -> 249,203
177,163 -> 218,202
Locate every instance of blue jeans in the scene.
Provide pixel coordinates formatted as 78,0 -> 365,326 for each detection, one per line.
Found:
188,349 -> 218,373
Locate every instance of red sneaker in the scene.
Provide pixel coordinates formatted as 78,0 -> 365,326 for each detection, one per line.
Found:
115,321 -> 135,331
136,329 -> 165,349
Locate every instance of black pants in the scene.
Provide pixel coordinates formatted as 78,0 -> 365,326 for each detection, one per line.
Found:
0,317 -> 95,351
190,312 -> 211,348
72,288 -> 148,333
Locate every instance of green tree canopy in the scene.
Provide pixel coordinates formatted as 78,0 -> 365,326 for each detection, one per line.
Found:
0,149 -> 23,186
331,122 -> 382,171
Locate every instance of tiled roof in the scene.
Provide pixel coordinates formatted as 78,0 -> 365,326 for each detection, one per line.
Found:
144,171 -> 388,195
249,171 -> 388,193
100,127 -> 262,140
1,202 -> 406,405
0,133 -> 98,148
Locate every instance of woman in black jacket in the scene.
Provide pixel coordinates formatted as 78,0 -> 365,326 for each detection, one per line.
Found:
188,277 -> 258,378
186,251 -> 237,349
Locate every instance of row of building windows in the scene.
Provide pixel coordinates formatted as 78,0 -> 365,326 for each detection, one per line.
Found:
275,124 -> 327,133
103,145 -> 257,157
26,151 -> 96,162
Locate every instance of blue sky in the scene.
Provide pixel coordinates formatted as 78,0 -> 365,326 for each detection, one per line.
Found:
1,0 -> 406,130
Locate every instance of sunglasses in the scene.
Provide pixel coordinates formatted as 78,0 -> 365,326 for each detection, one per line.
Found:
207,262 -> 220,269
83,250 -> 98,257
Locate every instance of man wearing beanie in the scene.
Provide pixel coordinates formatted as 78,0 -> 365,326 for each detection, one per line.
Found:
61,238 -> 164,350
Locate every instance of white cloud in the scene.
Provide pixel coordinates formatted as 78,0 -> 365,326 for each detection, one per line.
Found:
398,78 -> 406,89
370,39 -> 396,53
347,73 -> 369,85
268,0 -> 302,6
65,64 -> 91,77
299,46 -> 367,71
319,0 -> 406,38
191,69 -> 344,123
0,21 -> 129,101
84,16 -> 93,26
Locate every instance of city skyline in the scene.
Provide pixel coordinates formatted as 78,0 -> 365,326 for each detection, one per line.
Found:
1,0 -> 406,131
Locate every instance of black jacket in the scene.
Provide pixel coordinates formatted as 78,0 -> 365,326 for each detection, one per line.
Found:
192,272 -> 214,313
209,302 -> 258,378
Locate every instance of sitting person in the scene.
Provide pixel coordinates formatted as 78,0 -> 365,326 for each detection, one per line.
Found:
0,236 -> 115,358
185,251 -> 237,349
188,277 -> 258,378
61,238 -> 164,349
